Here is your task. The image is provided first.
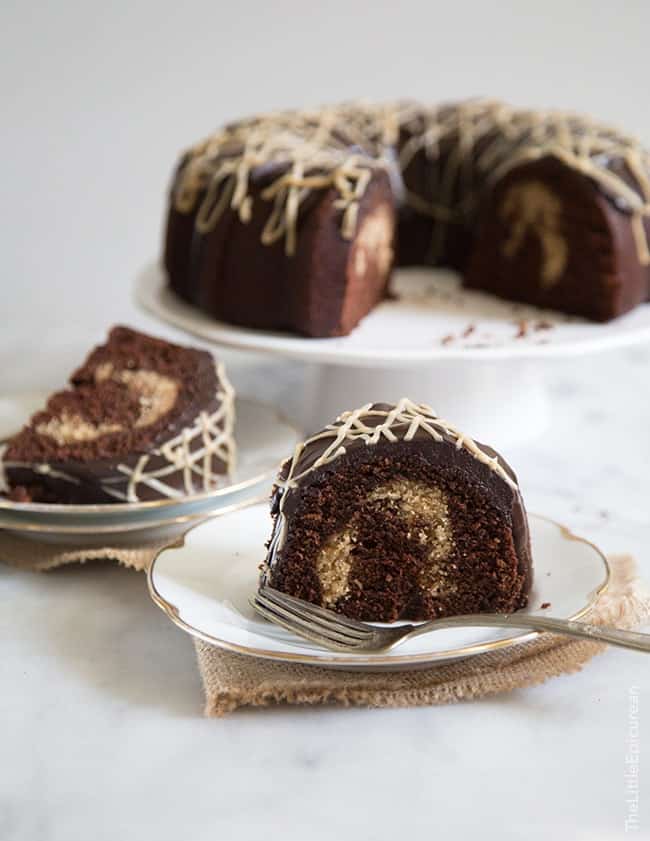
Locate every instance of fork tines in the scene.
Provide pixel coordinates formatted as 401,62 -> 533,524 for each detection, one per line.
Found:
251,586 -> 373,650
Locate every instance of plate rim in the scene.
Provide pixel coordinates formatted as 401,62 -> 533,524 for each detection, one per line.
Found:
0,489 -> 267,535
0,397 -> 300,521
137,261 -> 650,366
147,504 -> 611,669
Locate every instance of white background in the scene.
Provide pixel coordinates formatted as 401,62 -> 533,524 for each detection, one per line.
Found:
2,2 -> 650,840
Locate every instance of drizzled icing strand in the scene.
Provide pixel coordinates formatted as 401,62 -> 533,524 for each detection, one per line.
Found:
277,398 -> 518,493
105,361 -> 236,502
1,362 -> 237,503
172,99 -> 650,263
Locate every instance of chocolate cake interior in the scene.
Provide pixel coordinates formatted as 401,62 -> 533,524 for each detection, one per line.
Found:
268,444 -> 529,623
7,328 -> 215,463
466,156 -> 649,320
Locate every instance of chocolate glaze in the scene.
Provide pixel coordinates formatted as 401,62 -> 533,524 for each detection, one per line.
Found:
165,170 -> 394,337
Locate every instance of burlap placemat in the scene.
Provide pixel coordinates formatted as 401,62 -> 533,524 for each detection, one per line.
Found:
0,530 -> 161,572
2,534 -> 648,717
194,555 -> 650,716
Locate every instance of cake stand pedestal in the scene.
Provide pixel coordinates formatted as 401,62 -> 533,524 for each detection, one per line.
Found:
136,263 -> 650,449
299,358 -> 549,448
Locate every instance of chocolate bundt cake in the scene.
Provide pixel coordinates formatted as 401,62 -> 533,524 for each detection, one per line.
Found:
261,400 -> 531,622
1,327 -> 236,504
164,100 -> 650,337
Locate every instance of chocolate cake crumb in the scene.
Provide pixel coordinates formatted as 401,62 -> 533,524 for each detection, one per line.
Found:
514,320 -> 529,339
8,485 -> 32,503
269,451 -> 529,621
540,602 -> 551,609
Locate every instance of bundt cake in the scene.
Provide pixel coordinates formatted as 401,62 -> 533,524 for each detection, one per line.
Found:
261,399 -> 531,622
1,327 -> 236,504
164,100 -> 650,337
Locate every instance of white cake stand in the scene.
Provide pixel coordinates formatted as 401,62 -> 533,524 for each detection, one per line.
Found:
136,263 -> 650,448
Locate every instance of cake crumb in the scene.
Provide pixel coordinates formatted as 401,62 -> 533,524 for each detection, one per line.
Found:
462,324 -> 476,338
441,334 -> 455,345
514,320 -> 529,339
540,602 -> 551,609
8,485 -> 32,503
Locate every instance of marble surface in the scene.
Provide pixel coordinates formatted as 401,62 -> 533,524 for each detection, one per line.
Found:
5,3 -> 650,835
1,327 -> 649,841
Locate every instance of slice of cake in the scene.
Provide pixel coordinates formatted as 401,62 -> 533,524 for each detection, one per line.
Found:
1,326 -> 236,504
261,400 -> 531,622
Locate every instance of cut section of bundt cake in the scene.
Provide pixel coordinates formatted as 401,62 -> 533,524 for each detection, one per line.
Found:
464,155 -> 649,321
1,327 -> 236,504
261,400 -> 531,622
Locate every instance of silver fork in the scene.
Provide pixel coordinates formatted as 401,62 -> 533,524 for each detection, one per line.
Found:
251,586 -> 650,654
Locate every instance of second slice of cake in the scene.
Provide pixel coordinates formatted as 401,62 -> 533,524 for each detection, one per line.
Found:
262,400 -> 531,622
1,326 -> 236,504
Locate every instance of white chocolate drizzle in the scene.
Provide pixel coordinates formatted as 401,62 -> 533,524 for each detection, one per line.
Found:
174,104 -> 395,256
103,361 -> 236,502
278,398 -> 517,493
174,99 -> 650,265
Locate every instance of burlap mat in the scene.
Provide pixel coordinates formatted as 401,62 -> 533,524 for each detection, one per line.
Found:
0,529 -> 161,572
1,533 -> 648,717
194,555 -> 650,716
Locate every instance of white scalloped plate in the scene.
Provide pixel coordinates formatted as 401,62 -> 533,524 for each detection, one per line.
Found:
137,261 -> 650,366
148,503 -> 610,670
0,397 -> 299,535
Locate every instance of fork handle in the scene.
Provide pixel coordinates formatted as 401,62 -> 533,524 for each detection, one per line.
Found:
407,614 -> 650,653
